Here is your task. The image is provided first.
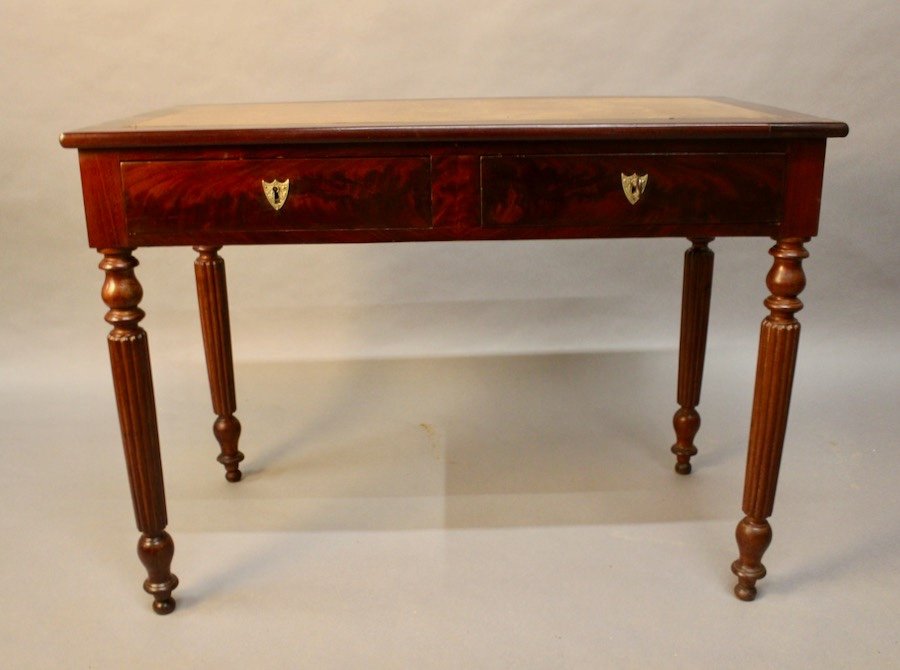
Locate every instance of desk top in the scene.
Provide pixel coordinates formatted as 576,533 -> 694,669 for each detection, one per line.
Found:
60,97 -> 847,148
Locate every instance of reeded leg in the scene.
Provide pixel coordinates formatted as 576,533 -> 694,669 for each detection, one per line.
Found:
671,237 -> 714,474
194,246 -> 244,482
100,248 -> 178,614
731,238 -> 808,601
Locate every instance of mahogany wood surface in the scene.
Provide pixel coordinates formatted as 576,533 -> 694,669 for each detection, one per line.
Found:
194,246 -> 244,482
73,138 -> 823,248
671,238 -> 715,474
59,97 -> 848,147
481,152 -> 783,229
732,238 -> 809,601
99,249 -> 178,613
61,98 -> 847,613
124,157 -> 433,235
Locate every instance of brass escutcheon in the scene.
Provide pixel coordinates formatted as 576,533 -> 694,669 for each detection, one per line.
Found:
262,178 -> 290,211
621,172 -> 648,205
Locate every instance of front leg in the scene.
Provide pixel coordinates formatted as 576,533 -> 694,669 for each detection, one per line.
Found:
194,246 -> 244,482
100,248 -> 178,614
732,238 -> 808,601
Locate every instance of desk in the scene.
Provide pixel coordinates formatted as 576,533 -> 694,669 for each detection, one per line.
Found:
61,97 -> 848,614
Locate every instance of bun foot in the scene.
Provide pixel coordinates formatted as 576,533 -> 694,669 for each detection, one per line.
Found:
152,597 -> 177,615
731,558 -> 765,601
674,461 -> 692,475
143,573 -> 179,614
733,583 -> 757,602
216,438 -> 244,483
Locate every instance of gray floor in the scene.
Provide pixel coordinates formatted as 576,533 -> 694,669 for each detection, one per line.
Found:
2,342 -> 898,668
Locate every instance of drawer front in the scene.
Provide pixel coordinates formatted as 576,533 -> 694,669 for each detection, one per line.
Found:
122,157 -> 432,235
481,153 -> 785,228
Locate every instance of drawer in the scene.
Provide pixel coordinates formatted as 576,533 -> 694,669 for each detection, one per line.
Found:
481,153 -> 785,228
122,157 -> 432,235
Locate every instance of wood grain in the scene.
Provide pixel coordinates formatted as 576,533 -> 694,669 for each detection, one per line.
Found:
59,97 -> 849,148
60,100 -> 847,611
732,238 -> 808,601
194,246 -> 244,482
481,153 -> 784,229
71,139 -> 820,248
123,157 -> 432,235
671,238 -> 714,474
100,248 -> 178,614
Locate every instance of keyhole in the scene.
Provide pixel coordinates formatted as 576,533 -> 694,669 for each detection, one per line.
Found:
272,186 -> 280,203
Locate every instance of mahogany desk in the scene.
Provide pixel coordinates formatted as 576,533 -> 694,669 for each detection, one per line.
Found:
60,98 -> 848,614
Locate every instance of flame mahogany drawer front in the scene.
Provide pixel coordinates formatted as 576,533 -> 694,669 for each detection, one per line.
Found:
120,150 -> 786,241
122,156 -> 433,235
481,152 -> 786,228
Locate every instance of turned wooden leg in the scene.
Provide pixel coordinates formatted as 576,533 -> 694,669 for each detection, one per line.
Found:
100,248 -> 178,614
671,237 -> 714,474
731,238 -> 808,601
194,246 -> 244,482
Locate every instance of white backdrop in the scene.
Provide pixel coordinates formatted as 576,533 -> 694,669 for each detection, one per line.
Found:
1,0 -> 897,376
